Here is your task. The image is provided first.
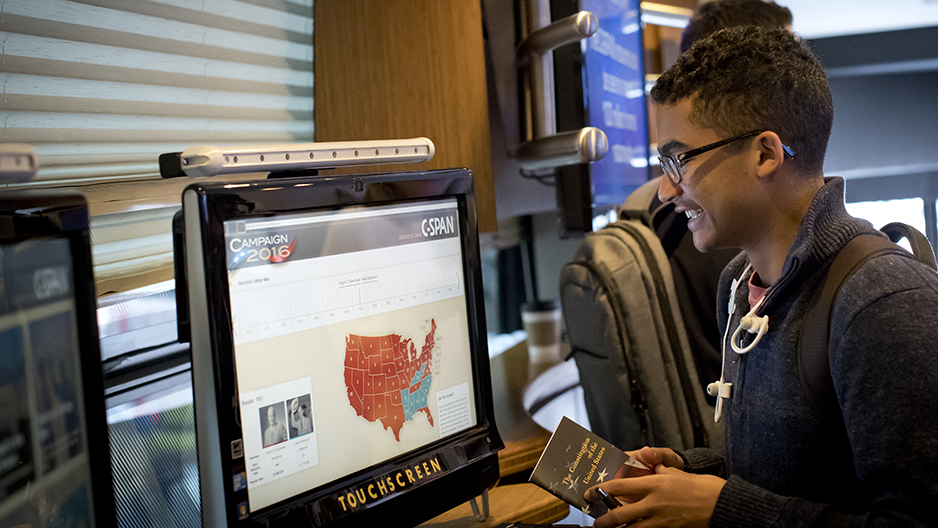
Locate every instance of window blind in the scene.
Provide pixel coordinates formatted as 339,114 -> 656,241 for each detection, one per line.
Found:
1,0 -> 314,293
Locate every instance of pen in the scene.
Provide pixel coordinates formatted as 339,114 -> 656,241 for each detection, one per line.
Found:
595,487 -> 622,510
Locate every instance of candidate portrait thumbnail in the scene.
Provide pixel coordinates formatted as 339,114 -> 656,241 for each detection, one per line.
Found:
288,394 -> 313,439
260,402 -> 288,448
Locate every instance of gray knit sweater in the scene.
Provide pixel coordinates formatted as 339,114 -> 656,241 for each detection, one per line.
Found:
682,177 -> 938,527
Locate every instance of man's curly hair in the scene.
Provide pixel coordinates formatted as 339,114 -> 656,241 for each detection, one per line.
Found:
652,26 -> 832,177
680,0 -> 792,53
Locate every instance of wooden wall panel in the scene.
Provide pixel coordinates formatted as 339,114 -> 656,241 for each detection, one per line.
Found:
314,0 -> 496,232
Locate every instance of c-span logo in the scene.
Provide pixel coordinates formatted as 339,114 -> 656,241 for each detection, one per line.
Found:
421,216 -> 455,237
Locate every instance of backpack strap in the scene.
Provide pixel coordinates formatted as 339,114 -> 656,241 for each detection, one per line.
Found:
619,176 -> 688,257
798,233 -> 917,420
621,176 -> 662,215
880,222 -> 937,270
649,202 -> 689,258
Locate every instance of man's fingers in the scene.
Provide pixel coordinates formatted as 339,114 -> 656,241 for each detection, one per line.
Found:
636,446 -> 684,470
634,446 -> 668,468
586,476 -> 659,501
590,496 -> 657,528
638,446 -> 661,464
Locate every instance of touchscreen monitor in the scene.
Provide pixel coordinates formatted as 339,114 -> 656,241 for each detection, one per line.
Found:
181,168 -> 502,527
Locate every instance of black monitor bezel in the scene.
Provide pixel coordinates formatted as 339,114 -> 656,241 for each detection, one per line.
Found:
184,168 -> 503,527
0,190 -> 116,528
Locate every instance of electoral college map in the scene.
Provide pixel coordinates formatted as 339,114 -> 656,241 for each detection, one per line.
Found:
344,320 -> 437,441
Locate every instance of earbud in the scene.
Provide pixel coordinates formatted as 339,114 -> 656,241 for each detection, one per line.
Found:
731,311 -> 769,354
707,380 -> 731,398
740,313 -> 769,334
708,380 -> 732,422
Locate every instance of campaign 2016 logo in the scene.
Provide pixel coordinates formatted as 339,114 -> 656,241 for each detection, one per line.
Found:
228,234 -> 296,270
421,215 -> 455,237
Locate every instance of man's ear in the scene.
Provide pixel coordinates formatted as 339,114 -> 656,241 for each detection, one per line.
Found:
754,132 -> 786,179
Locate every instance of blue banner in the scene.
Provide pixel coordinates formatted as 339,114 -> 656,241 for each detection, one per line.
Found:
582,0 -> 650,206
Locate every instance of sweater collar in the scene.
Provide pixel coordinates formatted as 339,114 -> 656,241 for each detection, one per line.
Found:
760,177 -> 880,311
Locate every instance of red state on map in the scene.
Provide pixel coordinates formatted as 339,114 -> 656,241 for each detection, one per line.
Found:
345,320 -> 436,441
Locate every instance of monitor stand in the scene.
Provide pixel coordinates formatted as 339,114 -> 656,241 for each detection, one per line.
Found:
468,489 -> 491,521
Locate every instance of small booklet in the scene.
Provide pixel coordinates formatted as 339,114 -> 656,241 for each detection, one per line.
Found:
528,416 -> 651,517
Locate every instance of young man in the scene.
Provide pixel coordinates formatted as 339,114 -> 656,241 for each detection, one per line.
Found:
647,0 -> 795,402
587,26 -> 938,527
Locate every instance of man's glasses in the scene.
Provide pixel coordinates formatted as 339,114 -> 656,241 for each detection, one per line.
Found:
658,130 -> 796,185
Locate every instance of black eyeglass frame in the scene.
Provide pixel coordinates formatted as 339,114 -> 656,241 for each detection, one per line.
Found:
658,130 -> 796,185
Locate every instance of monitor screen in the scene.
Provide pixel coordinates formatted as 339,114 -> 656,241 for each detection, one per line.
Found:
181,168 -> 502,527
0,191 -> 115,528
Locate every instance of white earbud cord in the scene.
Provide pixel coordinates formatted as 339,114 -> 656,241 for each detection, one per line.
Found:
712,305 -> 736,422
710,264 -> 771,422
710,264 -> 750,422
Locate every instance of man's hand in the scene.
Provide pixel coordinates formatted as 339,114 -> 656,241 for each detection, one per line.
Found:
627,446 -> 685,473
613,446 -> 683,479
584,449 -> 724,528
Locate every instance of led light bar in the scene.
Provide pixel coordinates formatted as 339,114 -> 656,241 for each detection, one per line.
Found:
173,137 -> 435,178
